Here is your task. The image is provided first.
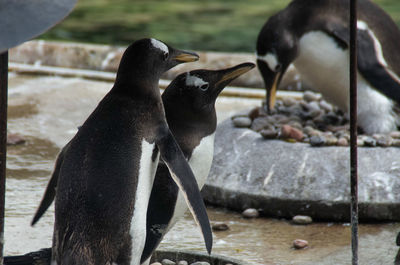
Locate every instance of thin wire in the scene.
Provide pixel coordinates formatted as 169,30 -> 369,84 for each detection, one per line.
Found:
349,0 -> 358,264
0,51 -> 8,265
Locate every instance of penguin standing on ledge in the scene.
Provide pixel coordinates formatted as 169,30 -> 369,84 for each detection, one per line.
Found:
48,38 -> 212,265
31,62 -> 255,265
141,62 -> 255,264
256,0 -> 400,134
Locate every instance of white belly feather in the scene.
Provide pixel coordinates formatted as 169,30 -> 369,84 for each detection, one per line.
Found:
294,30 -> 397,134
167,133 -> 215,231
130,140 -> 159,265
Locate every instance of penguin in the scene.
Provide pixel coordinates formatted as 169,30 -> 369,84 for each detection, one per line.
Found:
31,62 -> 255,263
46,38 -> 212,265
141,62 -> 255,264
256,0 -> 400,134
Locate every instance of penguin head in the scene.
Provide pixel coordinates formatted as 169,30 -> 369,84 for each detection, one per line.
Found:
116,38 -> 199,87
256,15 -> 298,112
163,62 -> 255,116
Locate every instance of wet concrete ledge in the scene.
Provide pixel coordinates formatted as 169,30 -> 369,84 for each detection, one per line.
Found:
203,119 -> 400,222
9,40 -> 302,90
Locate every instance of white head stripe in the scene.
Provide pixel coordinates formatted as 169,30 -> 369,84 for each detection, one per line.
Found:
185,72 -> 208,87
150,38 -> 169,54
257,52 -> 278,71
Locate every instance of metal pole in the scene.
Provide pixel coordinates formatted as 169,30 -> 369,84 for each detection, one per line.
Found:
0,51 -> 8,265
349,1 -> 358,265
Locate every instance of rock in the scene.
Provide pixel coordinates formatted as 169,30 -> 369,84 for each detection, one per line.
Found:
308,129 -> 322,137
389,131 -> 400,139
303,91 -> 321,102
212,222 -> 230,231
392,139 -> 400,147
374,135 -> 393,147
161,259 -> 176,265
304,120 -> 316,128
309,135 -> 326,146
319,100 -> 333,112
280,125 -> 304,141
232,117 -> 251,128
292,215 -> 313,225
357,138 -> 365,147
282,97 -> 297,107
242,208 -> 259,218
203,119 -> 400,221
248,107 -> 265,120
325,136 -> 338,146
337,137 -> 348,146
303,126 -> 314,136
190,262 -> 210,265
364,137 -> 377,147
251,117 -> 271,132
324,112 -> 341,125
7,133 -> 26,145
293,239 -> 309,249
151,263 -> 162,265
288,121 -> 303,130
260,129 -> 278,139
307,101 -> 321,112
274,114 -> 290,124
307,109 -> 322,119
177,261 -> 188,265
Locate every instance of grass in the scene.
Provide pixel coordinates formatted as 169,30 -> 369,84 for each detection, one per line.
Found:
41,0 -> 400,52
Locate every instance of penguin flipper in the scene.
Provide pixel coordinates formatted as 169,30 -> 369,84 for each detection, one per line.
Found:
31,143 -> 69,226
155,129 -> 212,254
356,29 -> 400,104
326,23 -> 400,103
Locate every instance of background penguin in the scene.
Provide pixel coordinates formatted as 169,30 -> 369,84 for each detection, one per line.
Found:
141,62 -> 255,264
256,0 -> 400,134
47,38 -> 212,265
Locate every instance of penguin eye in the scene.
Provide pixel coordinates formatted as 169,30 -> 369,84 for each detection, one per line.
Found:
163,52 -> 169,61
275,64 -> 282,72
200,84 -> 209,91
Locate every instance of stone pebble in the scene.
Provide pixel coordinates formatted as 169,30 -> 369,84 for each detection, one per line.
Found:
190,262 -> 211,265
240,90 -> 400,147
292,215 -> 313,225
232,116 -> 252,128
293,239 -> 309,249
177,261 -> 188,265
242,208 -> 259,218
212,222 -> 230,231
280,125 -> 304,141
162,259 -> 176,265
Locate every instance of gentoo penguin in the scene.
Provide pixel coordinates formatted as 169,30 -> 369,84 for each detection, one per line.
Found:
30,62 -> 255,263
256,0 -> 400,134
141,62 -> 255,264
47,38 -> 212,265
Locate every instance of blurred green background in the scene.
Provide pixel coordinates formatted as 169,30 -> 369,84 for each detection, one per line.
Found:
41,0 -> 400,53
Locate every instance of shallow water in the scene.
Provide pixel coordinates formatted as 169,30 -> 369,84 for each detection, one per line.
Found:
4,74 -> 400,264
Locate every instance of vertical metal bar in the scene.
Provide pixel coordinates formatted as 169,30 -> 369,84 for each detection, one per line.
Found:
349,0 -> 358,265
0,51 -> 8,265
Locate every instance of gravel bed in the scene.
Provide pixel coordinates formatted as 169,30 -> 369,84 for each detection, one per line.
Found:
231,91 -> 400,147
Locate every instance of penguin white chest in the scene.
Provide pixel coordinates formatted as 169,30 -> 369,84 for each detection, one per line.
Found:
294,30 -> 396,134
168,133 -> 215,227
130,140 -> 159,265
294,31 -> 350,111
